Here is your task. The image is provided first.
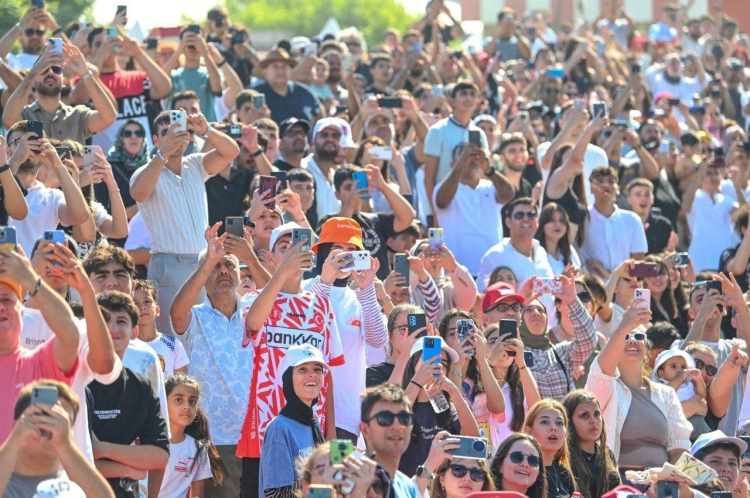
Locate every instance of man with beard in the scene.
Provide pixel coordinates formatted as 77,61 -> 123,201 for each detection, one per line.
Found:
303,117 -> 351,221
2,43 -> 116,144
645,52 -> 707,123
274,117 -> 310,171
5,122 -> 90,255
0,5 -> 64,71
497,133 -> 534,236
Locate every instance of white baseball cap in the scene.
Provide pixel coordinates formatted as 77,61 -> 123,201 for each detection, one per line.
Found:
270,221 -> 302,251
279,344 -> 329,373
409,336 -> 459,363
690,430 -> 747,456
312,117 -> 357,149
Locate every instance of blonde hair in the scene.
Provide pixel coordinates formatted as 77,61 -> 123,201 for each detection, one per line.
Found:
525,399 -> 576,479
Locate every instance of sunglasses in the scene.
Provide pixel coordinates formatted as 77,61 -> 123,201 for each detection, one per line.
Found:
693,358 -> 718,376
367,410 -> 415,427
43,65 -> 63,75
490,303 -> 522,313
122,129 -> 145,138
577,291 -> 592,303
25,29 -> 45,37
450,464 -> 488,482
625,332 -> 647,342
509,451 -> 541,468
512,211 -> 538,220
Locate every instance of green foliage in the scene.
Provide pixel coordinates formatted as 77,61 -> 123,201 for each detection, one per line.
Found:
226,0 -> 418,48
0,0 -> 94,42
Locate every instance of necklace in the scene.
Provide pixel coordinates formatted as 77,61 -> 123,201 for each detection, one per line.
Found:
548,463 -> 563,493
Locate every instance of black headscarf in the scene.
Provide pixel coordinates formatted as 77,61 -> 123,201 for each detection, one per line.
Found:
279,366 -> 325,446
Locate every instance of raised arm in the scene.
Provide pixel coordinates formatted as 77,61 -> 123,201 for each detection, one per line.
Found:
194,34 -> 223,95
435,146 -> 468,209
596,303 -> 651,376
0,138 -> 27,220
2,47 -> 63,129
39,145 -> 90,227
682,159 -> 708,214
365,164 -> 415,230
188,114 -> 240,175
124,36 -> 172,100
62,44 -> 116,133
130,124 -> 188,202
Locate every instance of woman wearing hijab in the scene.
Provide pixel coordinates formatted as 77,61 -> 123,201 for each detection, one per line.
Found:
96,119 -> 150,221
520,276 -> 598,402
259,344 -> 328,498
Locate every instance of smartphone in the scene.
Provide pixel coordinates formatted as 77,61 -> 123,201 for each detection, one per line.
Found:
304,43 -> 317,56
55,147 -> 71,161
713,147 -> 725,168
432,84 -> 444,98
500,319 -> 518,356
334,104 -> 348,115
225,216 -> 244,237
253,94 -> 266,109
330,439 -> 354,464
116,5 -> 127,17
378,97 -> 402,109
170,110 -> 187,133
259,176 -> 278,209
634,288 -> 651,309
369,146 -> 393,160
48,37 -> 63,54
739,436 -> 750,458
271,171 -> 287,190
468,130 -> 482,146
671,253 -> 689,268
657,480 -> 679,498
428,228 -> 444,252
106,27 -> 119,39
457,319 -> 475,357
706,280 -> 723,313
44,229 -> 66,245
145,38 -> 158,50
31,0 -> 45,8
524,351 -> 534,367
83,145 -> 103,167
548,67 -> 565,78
631,63 -> 641,74
445,436 -> 489,459
32,385 -> 58,406
352,171 -> 370,202
532,277 -> 562,294
593,102 -> 607,119
422,336 -> 442,377
81,22 -> 93,30
527,27 -> 537,39
291,228 -> 312,252
232,31 -> 245,45
186,24 -> 201,34
518,111 -> 529,121
630,262 -> 659,278
344,250 -> 372,271
659,140 -> 671,154
667,98 -> 681,106
308,485 -> 334,498
27,120 -> 44,141
227,124 -> 243,139
407,313 -> 427,337
394,254 -> 409,287
0,227 -> 17,251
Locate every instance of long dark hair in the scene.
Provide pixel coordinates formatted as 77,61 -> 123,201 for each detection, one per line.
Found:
562,390 -> 620,498
165,374 -> 227,485
491,433 -> 548,498
401,351 -> 455,433
438,309 -> 483,397
644,255 -> 678,319
485,324 -> 525,432
536,203 -> 574,265
312,242 -> 349,287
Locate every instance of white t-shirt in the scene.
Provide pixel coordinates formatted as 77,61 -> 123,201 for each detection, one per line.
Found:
644,69 -> 703,123
580,206 -> 648,272
158,435 -> 213,498
303,155 -> 341,222
433,178 -> 503,277
688,190 -> 738,272
144,333 -> 190,376
122,338 -> 170,434
536,142 -> 608,206
547,246 -> 582,276
9,182 -> 66,256
20,309 -> 123,462
6,52 -> 39,72
721,178 -> 750,203
124,211 -> 151,251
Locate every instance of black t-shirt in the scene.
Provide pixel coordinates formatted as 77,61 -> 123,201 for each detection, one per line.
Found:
720,243 -> 749,292
645,211 -> 674,255
317,212 -> 396,280
94,161 -> 137,212
251,81 -> 321,125
399,400 -> 460,477
205,168 -> 255,228
653,175 -> 682,226
88,367 -> 169,498
0,175 -> 27,226
366,362 -> 395,387
546,461 -> 576,498
364,84 -> 394,97
272,158 -> 297,172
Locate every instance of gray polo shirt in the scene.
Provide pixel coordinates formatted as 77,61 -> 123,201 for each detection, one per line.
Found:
21,101 -> 94,145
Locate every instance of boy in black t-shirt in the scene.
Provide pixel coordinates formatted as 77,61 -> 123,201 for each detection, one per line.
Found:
88,291 -> 169,498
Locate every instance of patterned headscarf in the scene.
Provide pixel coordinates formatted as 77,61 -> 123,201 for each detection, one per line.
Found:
106,119 -> 150,169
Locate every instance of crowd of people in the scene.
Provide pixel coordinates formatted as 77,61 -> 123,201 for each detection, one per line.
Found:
1,0 -> 750,497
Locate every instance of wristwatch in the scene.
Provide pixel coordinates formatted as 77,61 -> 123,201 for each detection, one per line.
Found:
416,466 -> 434,480
250,149 -> 263,158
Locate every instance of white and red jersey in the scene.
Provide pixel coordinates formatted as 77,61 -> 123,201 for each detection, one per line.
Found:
236,290 -> 345,458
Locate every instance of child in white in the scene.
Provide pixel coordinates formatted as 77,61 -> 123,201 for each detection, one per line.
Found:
651,349 -> 711,439
134,281 -> 189,375
159,374 -> 221,498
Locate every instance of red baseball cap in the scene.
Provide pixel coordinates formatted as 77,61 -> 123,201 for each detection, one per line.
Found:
481,282 -> 525,313
654,91 -> 675,103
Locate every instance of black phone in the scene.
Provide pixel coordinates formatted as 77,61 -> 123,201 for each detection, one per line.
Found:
27,120 -> 43,141
657,481 -> 679,498
524,351 -> 534,367
334,105 -> 348,115
499,319 -> 518,356
739,436 -> 750,458
667,98 -> 681,106
407,313 -> 427,337
31,0 -> 45,8
394,254 -> 409,287
271,171 -> 287,190
743,141 -> 750,152
378,97 -> 402,109
116,5 -> 127,16
631,63 -> 640,74
225,216 -> 244,237
186,24 -> 201,34
55,147 -> 71,160
145,38 -> 158,50
232,31 -> 245,45
468,130 -> 482,146
705,280 -> 723,312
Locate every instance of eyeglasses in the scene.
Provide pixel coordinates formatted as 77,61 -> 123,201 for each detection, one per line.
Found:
577,291 -> 592,303
693,358 -> 718,376
625,332 -> 647,342
366,410 -> 415,427
501,132 -> 524,141
511,210 -> 538,220
489,303 -> 522,313
24,29 -> 45,37
8,138 -> 23,148
509,451 -> 541,468
449,464 -> 488,482
122,129 -> 145,138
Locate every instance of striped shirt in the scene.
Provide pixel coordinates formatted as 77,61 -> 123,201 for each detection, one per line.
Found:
130,153 -> 212,255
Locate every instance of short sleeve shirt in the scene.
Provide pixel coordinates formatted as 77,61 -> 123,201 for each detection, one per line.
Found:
251,81 -> 321,125
424,117 -> 489,188
169,67 -> 219,122
22,101 -> 94,145
159,434 -> 212,498
144,334 -> 189,376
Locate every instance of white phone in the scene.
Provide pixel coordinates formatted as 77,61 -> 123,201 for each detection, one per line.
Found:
370,146 -> 393,160
170,110 -> 188,133
634,288 -> 651,309
344,251 -> 372,271
48,37 -> 63,54
83,145 -> 103,166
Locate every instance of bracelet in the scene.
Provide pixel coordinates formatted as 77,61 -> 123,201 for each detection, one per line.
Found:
81,69 -> 94,80
0,164 -> 9,174
409,380 -> 423,390
451,369 -> 462,377
250,149 -> 263,158
109,188 -> 121,194
218,57 -> 228,67
155,149 -> 166,162
519,365 -> 527,370
29,277 -> 42,297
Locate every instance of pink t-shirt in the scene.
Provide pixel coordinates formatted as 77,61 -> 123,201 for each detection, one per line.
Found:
0,340 -> 78,442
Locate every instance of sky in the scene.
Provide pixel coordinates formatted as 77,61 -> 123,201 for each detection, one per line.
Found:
92,0 -> 429,35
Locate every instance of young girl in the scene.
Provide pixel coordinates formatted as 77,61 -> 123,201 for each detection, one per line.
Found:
525,399 -> 578,498
161,374 -> 225,498
490,433 -> 547,498
562,390 -> 620,498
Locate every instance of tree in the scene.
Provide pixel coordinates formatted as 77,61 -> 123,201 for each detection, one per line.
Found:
225,0 -> 418,48
0,0 -> 94,49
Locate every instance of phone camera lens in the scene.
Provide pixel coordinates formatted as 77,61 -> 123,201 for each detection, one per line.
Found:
472,440 -> 487,452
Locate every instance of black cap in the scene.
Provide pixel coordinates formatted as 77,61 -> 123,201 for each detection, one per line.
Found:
279,117 -> 311,137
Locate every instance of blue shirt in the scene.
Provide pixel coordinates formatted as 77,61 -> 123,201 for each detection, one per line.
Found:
251,80 -> 321,125
259,414 -> 318,494
391,470 -> 419,498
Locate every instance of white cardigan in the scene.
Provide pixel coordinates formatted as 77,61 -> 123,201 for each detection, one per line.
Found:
585,356 -> 693,461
